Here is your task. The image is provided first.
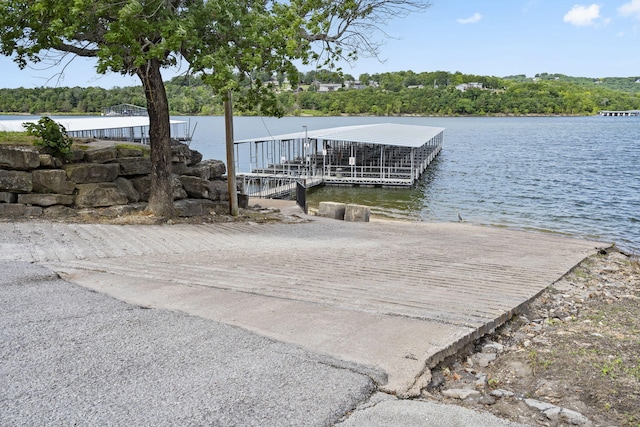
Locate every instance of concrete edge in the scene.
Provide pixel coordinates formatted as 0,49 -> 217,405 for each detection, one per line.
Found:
403,244 -> 614,396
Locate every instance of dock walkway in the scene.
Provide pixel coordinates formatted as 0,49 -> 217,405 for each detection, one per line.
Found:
599,109 -> 640,116
240,174 -> 323,198
0,213 -> 605,396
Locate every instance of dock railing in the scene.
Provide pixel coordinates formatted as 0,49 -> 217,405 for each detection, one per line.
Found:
239,173 -> 324,199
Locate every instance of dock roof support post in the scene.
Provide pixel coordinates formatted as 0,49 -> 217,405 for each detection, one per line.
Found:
411,148 -> 415,181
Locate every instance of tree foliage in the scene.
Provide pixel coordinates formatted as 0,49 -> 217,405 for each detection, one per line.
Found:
2,70 -> 638,117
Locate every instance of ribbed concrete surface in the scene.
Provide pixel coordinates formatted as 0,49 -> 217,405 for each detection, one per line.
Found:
0,217 -> 605,396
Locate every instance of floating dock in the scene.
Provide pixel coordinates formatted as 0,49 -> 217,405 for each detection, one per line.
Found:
234,123 -> 444,198
0,116 -> 192,144
598,110 -> 640,116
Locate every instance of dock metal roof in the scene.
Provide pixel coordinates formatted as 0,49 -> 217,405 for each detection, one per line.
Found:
235,123 -> 444,148
0,117 -> 186,133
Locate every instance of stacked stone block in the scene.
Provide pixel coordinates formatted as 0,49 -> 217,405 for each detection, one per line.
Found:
0,142 -> 235,218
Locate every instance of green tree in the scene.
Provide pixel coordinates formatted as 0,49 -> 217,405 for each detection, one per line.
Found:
1,0 -> 430,217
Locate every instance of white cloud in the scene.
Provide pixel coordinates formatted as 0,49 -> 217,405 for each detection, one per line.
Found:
457,13 -> 482,24
619,0 -> 640,19
563,4 -> 601,26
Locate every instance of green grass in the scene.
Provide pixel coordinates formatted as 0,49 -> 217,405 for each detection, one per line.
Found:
115,143 -> 151,157
0,131 -> 37,145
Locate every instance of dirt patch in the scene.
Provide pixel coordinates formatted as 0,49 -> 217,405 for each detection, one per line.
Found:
0,203 -> 307,226
423,248 -> 640,427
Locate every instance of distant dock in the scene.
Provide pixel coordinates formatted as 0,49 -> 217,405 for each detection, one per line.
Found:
598,110 -> 640,116
0,116 -> 192,144
0,104 -> 192,143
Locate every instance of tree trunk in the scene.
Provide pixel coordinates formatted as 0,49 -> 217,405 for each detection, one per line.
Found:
136,59 -> 175,218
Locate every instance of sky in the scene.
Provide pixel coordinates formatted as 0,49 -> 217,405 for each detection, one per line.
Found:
1,0 -> 639,89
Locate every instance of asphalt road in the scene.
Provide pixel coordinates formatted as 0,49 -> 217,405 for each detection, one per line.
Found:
1,260 -> 532,427
1,261 -> 375,426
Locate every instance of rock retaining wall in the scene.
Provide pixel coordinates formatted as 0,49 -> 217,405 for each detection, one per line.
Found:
0,142 -> 238,218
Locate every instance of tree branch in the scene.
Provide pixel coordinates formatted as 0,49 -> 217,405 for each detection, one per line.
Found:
300,0 -> 431,63
52,42 -> 99,58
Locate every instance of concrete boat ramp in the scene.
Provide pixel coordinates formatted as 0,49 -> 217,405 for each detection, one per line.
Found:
1,208 -> 606,399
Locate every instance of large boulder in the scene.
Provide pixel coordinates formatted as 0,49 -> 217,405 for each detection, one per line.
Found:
178,175 -> 209,199
75,183 -> 128,208
115,177 -> 140,203
43,205 -> 76,218
189,149 -> 203,166
185,160 -> 226,180
0,203 -> 26,216
0,192 -> 16,203
130,176 -> 150,202
171,175 -> 188,200
173,199 -> 218,217
32,169 -> 76,195
63,163 -> 119,184
0,170 -> 32,193
84,147 -> 117,163
171,143 -> 192,165
0,146 -> 40,171
24,206 -> 43,217
116,146 -> 144,158
70,149 -> 86,163
17,193 -> 74,207
207,179 -> 229,201
115,157 -> 152,176
171,142 -> 202,166
130,175 -> 186,202
171,162 -> 188,175
38,154 -> 62,168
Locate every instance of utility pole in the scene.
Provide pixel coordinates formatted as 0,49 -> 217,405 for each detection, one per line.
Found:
224,89 -> 239,216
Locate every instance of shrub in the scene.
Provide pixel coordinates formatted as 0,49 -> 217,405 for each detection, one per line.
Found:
23,116 -> 72,160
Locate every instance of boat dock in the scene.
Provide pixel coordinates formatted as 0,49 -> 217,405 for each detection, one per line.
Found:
0,115 -> 192,144
234,123 -> 444,199
598,110 -> 640,116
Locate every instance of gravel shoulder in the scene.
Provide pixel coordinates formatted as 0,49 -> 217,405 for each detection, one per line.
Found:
424,247 -> 640,427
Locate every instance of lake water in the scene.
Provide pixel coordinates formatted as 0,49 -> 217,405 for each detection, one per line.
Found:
3,114 -> 639,253
185,115 -> 640,253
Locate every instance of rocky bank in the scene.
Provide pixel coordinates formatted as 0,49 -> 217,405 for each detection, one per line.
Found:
422,247 -> 640,427
0,141 -> 242,219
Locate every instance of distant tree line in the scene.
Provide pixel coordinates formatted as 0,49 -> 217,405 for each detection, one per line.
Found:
2,71 -> 639,116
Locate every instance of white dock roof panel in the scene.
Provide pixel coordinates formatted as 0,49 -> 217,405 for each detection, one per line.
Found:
235,123 -> 444,148
0,117 -> 186,132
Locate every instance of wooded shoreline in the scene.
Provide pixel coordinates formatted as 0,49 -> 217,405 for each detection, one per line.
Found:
2,71 -> 639,117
